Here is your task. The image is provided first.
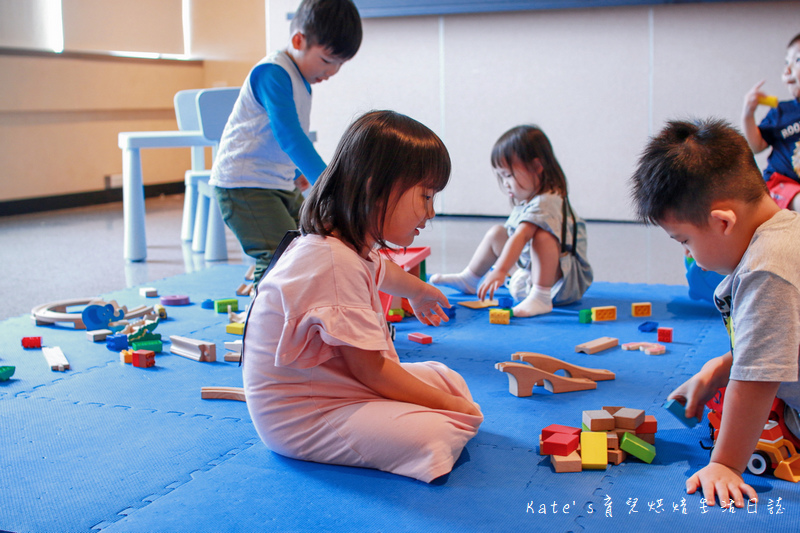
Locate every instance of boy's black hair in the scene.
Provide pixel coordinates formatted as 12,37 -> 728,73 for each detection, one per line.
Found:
301,110 -> 450,253
291,0 -> 362,60
789,32 -> 800,48
491,125 -> 568,198
630,118 -> 767,226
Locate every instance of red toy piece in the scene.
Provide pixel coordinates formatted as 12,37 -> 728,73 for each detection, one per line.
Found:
21,336 -> 42,349
132,349 -> 156,368
541,432 -> 580,456
657,327 -> 673,343
407,332 -> 432,344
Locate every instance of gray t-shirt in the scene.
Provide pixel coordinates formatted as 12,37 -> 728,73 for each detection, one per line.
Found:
714,209 -> 800,410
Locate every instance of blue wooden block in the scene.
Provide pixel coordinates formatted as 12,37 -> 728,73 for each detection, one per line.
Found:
497,297 -> 513,309
664,398 -> 700,428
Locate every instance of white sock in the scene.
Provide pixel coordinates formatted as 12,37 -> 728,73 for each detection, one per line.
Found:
513,285 -> 553,317
429,268 -> 481,294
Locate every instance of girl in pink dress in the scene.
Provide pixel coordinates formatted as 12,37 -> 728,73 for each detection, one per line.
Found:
242,110 -> 483,482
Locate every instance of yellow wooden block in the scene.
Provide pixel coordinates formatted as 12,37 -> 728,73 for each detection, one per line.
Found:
580,431 -> 608,470
591,306 -> 616,321
631,302 -> 651,317
226,322 -> 245,335
758,95 -> 779,108
489,308 -> 510,324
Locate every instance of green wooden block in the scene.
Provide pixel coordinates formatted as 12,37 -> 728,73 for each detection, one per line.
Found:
131,339 -> 163,353
620,432 -> 656,464
214,298 -> 239,313
579,309 -> 592,324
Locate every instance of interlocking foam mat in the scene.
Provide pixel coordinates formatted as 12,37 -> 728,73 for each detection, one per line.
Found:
1,265 -> 798,532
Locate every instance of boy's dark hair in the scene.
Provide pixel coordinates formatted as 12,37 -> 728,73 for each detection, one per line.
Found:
789,32 -> 800,48
291,0 -> 362,60
301,110 -> 450,252
630,118 -> 767,226
491,125 -> 568,198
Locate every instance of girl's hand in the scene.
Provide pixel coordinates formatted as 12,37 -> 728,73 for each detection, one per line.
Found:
743,80 -> 766,117
686,462 -> 757,509
477,269 -> 506,301
408,283 -> 451,326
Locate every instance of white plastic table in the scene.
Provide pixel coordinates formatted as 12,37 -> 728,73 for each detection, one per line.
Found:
118,131 -> 213,261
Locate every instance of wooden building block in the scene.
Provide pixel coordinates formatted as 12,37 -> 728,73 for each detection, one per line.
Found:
236,283 -> 253,296
42,346 -> 69,372
120,350 -> 133,364
224,352 -> 242,362
489,308 -> 510,324
226,322 -> 245,335
575,337 -> 618,354
602,406 -> 624,415
620,432 -> 656,464
664,398 -> 700,428
642,343 -> 666,355
201,386 -> 246,402
657,327 -> 673,343
170,335 -> 216,362
578,309 -> 592,323
214,298 -> 239,313
541,432 -> 580,456
583,409 -> 615,431
637,415 -> 658,434
408,332 -> 432,344
614,408 -> 645,430
580,432 -> 608,469
551,451 -> 582,473
541,424 -> 582,440
591,306 -> 617,321
637,433 -> 656,445
631,302 -> 652,317
606,432 -> 619,450
608,448 -> 627,465
139,287 -> 158,297
87,329 -> 112,342
458,299 -> 498,309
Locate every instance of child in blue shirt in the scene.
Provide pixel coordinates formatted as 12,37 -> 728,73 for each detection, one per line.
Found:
210,0 -> 362,283
741,32 -> 800,210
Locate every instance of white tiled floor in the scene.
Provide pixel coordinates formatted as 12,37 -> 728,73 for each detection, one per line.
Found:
0,194 -> 687,321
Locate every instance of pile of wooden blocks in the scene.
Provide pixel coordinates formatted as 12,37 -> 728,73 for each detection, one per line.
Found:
539,406 -> 657,473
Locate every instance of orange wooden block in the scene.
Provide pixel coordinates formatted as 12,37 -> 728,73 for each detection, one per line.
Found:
551,450 -> 582,473
614,408 -> 645,430
608,448 -> 627,465
583,409 -> 615,431
631,302 -> 652,317
606,432 -> 619,450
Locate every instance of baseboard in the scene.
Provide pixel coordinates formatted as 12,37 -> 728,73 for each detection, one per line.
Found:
0,182 -> 185,217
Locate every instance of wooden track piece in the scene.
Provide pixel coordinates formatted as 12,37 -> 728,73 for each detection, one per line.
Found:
201,386 -> 246,402
42,346 -> 70,372
511,352 -> 615,382
495,361 -> 597,396
170,335 -> 216,362
575,337 -> 618,354
458,299 -> 498,309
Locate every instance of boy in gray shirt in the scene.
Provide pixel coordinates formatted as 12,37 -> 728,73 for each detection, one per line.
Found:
630,118 -> 800,509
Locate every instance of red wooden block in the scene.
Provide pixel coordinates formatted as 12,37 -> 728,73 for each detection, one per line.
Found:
657,327 -> 673,343
132,349 -> 155,368
541,432 -> 580,456
22,336 -> 43,349
541,424 -> 582,441
407,332 -> 432,344
636,415 -> 658,434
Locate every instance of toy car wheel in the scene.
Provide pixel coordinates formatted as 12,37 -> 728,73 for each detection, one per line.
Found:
747,451 -> 771,476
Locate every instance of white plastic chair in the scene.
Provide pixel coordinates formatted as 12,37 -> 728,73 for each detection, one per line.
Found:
187,87 -> 240,261
174,89 -> 207,243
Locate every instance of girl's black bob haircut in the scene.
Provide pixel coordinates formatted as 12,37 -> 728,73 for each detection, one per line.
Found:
301,110 -> 451,253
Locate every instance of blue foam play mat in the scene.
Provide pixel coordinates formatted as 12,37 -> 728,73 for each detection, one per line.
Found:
1,265 -> 798,532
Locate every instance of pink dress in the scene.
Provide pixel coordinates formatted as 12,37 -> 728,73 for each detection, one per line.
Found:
243,235 -> 482,482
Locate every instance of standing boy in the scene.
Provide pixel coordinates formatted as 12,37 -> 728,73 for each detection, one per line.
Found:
741,33 -> 800,210
210,0 -> 362,283
630,118 -> 800,508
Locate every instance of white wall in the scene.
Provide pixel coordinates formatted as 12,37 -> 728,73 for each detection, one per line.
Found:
268,1 -> 800,221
